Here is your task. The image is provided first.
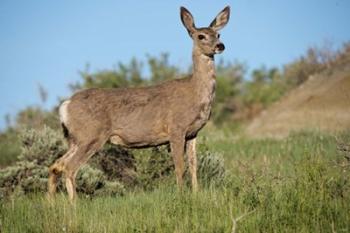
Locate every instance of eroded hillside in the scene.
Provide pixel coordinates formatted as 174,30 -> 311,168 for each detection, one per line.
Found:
246,64 -> 350,138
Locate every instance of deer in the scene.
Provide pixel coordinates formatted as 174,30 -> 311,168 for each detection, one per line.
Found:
48,6 -> 230,201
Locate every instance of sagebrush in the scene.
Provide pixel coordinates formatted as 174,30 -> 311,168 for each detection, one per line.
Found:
0,126 -> 226,198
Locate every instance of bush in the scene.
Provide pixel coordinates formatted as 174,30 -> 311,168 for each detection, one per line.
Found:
133,145 -> 227,190
19,126 -> 67,166
195,151 -> 226,187
133,146 -> 175,190
76,164 -> 125,197
0,161 -> 49,198
91,145 -> 137,186
0,126 -> 66,197
0,127 -> 126,198
0,126 -> 228,197
0,129 -> 21,166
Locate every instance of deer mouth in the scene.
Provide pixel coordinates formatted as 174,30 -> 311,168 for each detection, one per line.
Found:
215,49 -> 224,54
214,43 -> 225,54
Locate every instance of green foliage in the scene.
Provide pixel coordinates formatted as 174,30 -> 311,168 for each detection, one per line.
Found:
0,160 -> 48,198
19,126 -> 67,166
133,145 -> 228,190
76,164 -> 125,197
1,131 -> 349,233
75,164 -> 106,195
148,53 -> 180,83
212,60 -> 245,124
0,127 -> 126,198
69,53 -> 180,92
16,106 -> 60,130
0,126 -> 227,198
243,66 -> 286,107
0,106 -> 60,166
70,58 -> 144,91
195,151 -> 226,187
91,144 -> 137,186
284,49 -> 325,86
1,39 -> 350,232
0,126 -> 67,197
133,146 -> 175,190
282,43 -> 350,87
0,129 -> 21,166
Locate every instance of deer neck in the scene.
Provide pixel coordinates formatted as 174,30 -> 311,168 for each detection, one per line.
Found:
191,48 -> 216,97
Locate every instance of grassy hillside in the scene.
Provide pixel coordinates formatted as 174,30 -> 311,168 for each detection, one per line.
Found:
1,130 -> 349,233
246,55 -> 350,138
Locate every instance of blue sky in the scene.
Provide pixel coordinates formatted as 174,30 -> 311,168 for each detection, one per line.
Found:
0,0 -> 349,130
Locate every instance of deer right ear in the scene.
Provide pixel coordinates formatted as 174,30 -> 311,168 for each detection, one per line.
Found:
180,6 -> 196,37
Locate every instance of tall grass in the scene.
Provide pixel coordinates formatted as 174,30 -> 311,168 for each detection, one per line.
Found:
1,131 -> 349,233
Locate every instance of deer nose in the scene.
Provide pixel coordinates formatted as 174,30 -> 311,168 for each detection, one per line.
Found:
216,43 -> 225,51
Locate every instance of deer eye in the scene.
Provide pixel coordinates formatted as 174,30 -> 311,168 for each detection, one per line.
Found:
217,34 -> 221,38
198,34 -> 205,40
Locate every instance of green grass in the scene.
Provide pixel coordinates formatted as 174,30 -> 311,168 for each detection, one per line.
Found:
1,130 -> 350,233
0,130 -> 21,166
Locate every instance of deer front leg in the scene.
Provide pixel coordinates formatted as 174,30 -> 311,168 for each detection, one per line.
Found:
186,138 -> 198,192
170,135 -> 185,189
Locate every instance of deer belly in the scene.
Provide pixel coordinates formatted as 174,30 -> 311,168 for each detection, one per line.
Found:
110,123 -> 169,148
110,134 -> 168,148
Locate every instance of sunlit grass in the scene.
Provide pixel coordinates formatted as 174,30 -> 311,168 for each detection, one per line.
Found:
1,131 -> 349,233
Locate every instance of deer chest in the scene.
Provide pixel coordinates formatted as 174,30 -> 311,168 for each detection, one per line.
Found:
187,90 -> 215,136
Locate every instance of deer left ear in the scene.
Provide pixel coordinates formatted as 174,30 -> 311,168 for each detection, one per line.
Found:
210,6 -> 230,31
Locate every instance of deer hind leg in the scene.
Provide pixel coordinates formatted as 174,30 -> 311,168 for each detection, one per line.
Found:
186,138 -> 198,192
170,134 -> 186,189
48,144 -> 78,198
62,138 -> 107,201
48,137 -> 106,201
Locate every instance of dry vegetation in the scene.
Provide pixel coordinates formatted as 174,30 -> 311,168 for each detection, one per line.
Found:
246,43 -> 350,138
246,67 -> 350,138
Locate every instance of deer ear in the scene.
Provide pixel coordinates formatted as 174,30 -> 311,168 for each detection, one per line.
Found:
180,6 -> 196,36
210,6 -> 230,31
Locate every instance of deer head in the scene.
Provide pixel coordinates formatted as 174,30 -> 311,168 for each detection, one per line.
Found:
180,6 -> 230,56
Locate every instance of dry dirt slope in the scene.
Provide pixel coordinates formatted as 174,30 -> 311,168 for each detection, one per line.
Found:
245,66 -> 350,138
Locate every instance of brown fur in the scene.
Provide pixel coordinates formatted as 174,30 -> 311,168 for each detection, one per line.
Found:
48,6 -> 230,201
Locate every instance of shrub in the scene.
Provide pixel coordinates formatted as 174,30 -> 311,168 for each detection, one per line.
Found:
0,126 -> 228,197
195,151 -> 226,187
0,127 -> 127,198
133,146 -> 175,190
0,129 -> 21,166
133,145 -> 227,190
0,126 -> 66,197
76,164 -> 125,197
91,145 -> 137,186
0,161 -> 49,198
19,126 -> 67,166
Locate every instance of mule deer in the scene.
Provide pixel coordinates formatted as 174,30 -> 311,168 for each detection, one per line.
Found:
48,6 -> 230,200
